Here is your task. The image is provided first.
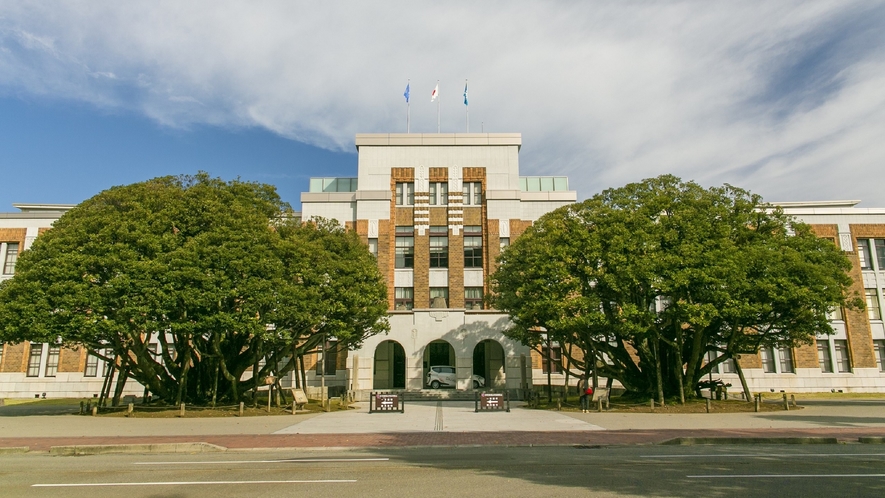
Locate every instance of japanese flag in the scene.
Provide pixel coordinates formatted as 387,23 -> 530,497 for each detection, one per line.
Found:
431,83 -> 439,102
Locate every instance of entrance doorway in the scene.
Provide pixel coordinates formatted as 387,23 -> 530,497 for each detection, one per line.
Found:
373,340 -> 406,389
473,340 -> 506,389
423,340 -> 455,388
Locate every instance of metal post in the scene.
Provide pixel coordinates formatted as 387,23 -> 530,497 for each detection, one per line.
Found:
179,403 -> 185,417
546,334 -> 553,403
239,401 -> 244,417
321,331 -> 326,412
783,393 -> 789,411
706,398 -> 711,413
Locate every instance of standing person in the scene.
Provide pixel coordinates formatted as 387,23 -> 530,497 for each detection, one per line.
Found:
579,378 -> 593,413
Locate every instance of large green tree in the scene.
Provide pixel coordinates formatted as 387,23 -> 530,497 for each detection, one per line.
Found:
490,175 -> 861,402
0,174 -> 388,405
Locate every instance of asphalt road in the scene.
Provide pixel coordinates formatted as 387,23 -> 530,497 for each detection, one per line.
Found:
2,444 -> 885,497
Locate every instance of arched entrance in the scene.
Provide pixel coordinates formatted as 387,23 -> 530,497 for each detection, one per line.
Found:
423,340 -> 455,388
473,340 -> 506,389
373,340 -> 406,389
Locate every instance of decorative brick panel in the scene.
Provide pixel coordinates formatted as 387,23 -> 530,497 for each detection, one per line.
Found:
449,231 -> 465,308
0,343 -> 25,373
391,168 -> 414,181
738,351 -> 762,369
429,167 -> 448,181
414,229 -> 430,308
0,228 -> 26,245
794,342 -> 819,369
429,208 -> 448,225
58,347 -> 85,373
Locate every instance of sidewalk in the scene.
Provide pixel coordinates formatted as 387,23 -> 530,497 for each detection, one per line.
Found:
1,398 -> 884,451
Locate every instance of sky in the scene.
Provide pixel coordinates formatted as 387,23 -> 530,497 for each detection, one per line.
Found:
2,1 -> 885,210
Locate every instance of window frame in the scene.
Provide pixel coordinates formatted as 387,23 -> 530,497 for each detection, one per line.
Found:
874,340 -> 885,373
84,352 -> 99,377
395,182 -> 415,206
866,289 -> 881,320
44,345 -> 61,377
760,347 -> 777,373
429,287 -> 449,308
394,287 -> 414,310
858,238 -> 873,270
464,226 -> 483,269
463,182 -> 482,206
464,287 -> 484,310
26,343 -> 43,377
2,242 -> 19,275
833,339 -> 852,373
316,340 -> 338,376
429,182 -> 449,206
818,340 -> 834,373
367,238 -> 378,259
542,345 -> 562,374
429,226 -> 449,268
395,227 -> 415,269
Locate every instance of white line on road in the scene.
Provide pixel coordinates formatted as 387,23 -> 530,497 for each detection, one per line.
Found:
34,480 -> 357,488
687,474 -> 885,479
643,453 -> 885,458
133,457 -> 389,465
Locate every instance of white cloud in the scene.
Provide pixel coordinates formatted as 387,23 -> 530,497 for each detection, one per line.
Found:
1,1 -> 883,203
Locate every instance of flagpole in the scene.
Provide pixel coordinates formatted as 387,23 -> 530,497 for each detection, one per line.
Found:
407,79 -> 410,133
436,80 -> 441,133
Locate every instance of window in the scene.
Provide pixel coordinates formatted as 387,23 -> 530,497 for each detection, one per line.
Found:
463,182 -> 482,206
875,340 -> 885,373
778,347 -> 794,374
395,287 -> 414,310
429,182 -> 448,206
84,352 -> 99,377
3,242 -> 19,275
465,287 -> 483,310
368,238 -> 378,258
721,356 -> 736,374
429,287 -> 448,308
429,226 -> 448,268
827,306 -> 844,321
866,289 -> 881,320
464,226 -> 483,268
101,348 -> 114,377
26,343 -> 43,377
834,340 -> 851,373
499,237 -> 510,249
0,342 -> 4,368
395,182 -> 415,206
706,350 -> 736,374
542,345 -> 562,374
44,345 -> 60,377
316,340 -> 338,376
760,347 -> 776,373
877,239 -> 885,271
858,239 -> 872,270
395,227 -> 414,268
818,340 -> 833,373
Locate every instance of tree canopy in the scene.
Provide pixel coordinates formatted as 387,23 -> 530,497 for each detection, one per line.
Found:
0,173 -> 388,405
490,175 -> 861,402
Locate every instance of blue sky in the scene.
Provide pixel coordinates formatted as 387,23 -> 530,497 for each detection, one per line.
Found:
1,1 -> 885,210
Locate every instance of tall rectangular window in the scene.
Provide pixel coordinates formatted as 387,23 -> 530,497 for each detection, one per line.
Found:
44,345 -> 60,377
84,352 -> 99,377
26,343 -> 43,377
394,287 -> 414,310
542,346 -> 562,374
0,342 -> 4,368
3,242 -> 19,275
429,226 -> 448,268
395,227 -> 414,268
101,348 -> 114,377
367,238 -> 378,258
818,340 -> 833,373
778,347 -> 794,374
876,239 -> 885,271
875,340 -> 885,373
429,182 -> 448,206
463,182 -> 482,206
316,340 -> 338,376
867,289 -> 881,320
429,287 -> 449,308
499,237 -> 510,249
465,287 -> 483,310
395,182 -> 414,206
464,226 -> 483,268
827,306 -> 844,321
834,340 -> 851,373
760,347 -> 776,373
858,239 -> 873,270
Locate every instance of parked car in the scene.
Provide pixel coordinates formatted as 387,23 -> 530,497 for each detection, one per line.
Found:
426,366 -> 486,389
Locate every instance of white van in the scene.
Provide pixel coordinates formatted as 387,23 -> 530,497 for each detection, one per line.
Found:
426,366 -> 486,389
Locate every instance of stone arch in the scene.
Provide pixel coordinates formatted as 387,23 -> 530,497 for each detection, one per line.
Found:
422,339 -> 456,388
373,340 -> 406,389
473,339 -> 506,389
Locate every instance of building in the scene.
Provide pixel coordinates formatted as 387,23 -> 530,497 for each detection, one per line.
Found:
2,136 -> 885,399
299,133 -> 576,397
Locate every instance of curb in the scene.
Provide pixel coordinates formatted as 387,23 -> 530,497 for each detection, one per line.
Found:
0,446 -> 28,454
859,437 -> 885,444
660,437 -> 840,445
49,442 -> 227,456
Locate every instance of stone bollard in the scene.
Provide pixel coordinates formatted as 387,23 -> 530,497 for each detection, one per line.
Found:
239,401 -> 244,417
79,400 -> 85,415
650,399 -> 655,411
597,398 -> 603,412
85,401 -> 92,414
179,403 -> 185,417
91,406 -> 98,416
706,398 -> 711,413
783,393 -> 790,411
127,403 -> 134,416
791,394 -> 797,408
556,392 -> 561,411
754,394 -> 760,412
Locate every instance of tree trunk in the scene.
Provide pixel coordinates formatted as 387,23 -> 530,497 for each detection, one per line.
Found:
653,338 -> 664,405
299,354 -> 307,394
734,356 -> 752,402
175,347 -> 192,407
675,332 -> 685,405
112,366 -> 130,407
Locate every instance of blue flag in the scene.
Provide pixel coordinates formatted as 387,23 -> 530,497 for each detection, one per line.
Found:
404,83 -> 410,103
463,81 -> 468,106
